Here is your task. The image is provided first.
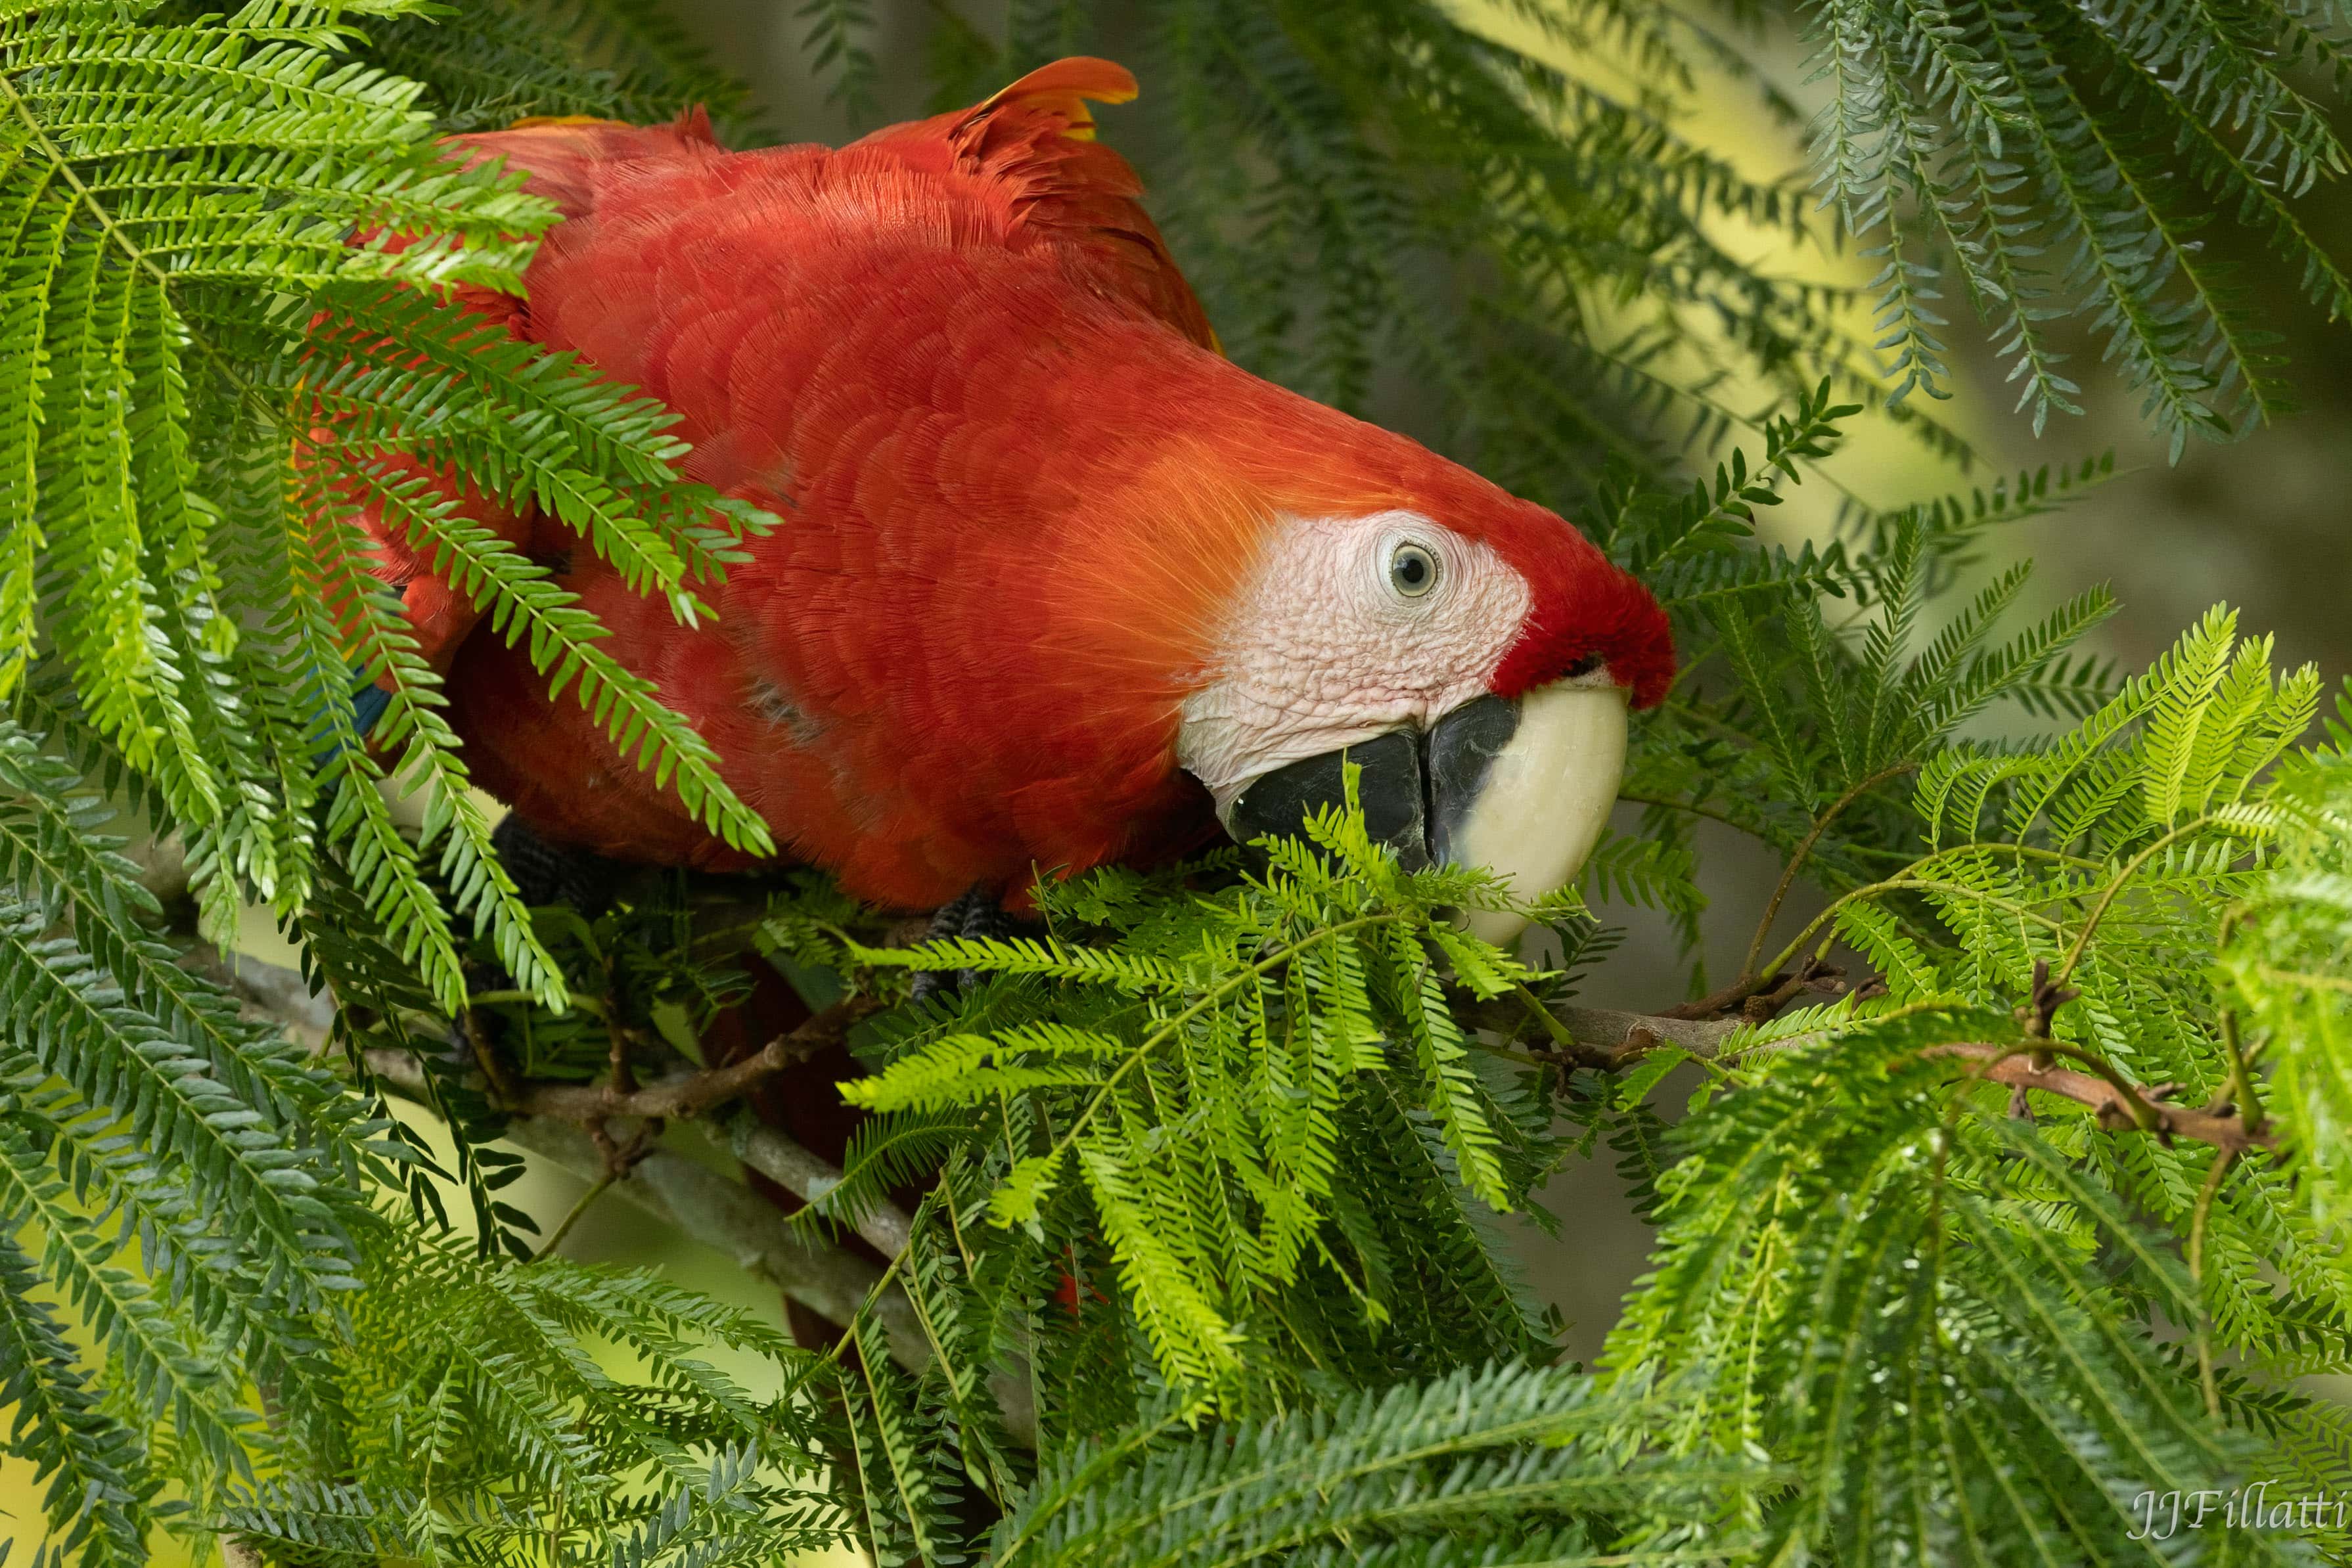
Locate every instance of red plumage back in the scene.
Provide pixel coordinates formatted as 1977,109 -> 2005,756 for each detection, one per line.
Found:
455,108 -> 721,212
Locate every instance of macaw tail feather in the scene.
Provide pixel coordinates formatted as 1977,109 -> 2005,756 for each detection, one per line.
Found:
351,679 -> 392,739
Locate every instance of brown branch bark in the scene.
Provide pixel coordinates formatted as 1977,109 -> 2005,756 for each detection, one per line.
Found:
1648,956 -> 1849,1023
1469,998 -> 1742,1069
367,1051 -> 1035,1443
731,1116 -> 913,1257
505,995 -> 887,1123
1926,1044 -> 2274,1154
1653,972 -> 1785,1022
1481,995 -> 2274,1154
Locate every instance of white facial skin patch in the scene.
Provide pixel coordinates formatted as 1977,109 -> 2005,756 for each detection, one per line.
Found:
1177,508 -> 1636,947
1175,510 -> 1533,816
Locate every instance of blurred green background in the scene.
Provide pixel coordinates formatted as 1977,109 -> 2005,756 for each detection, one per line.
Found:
9,0 -> 2352,1556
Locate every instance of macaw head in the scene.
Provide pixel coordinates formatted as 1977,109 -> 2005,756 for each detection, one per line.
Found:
1093,382 -> 1674,946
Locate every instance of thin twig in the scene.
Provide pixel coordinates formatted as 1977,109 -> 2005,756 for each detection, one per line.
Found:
1613,789 -> 1760,837
463,1007 -> 524,1106
1656,968 -> 1786,1022
2212,908 -> 2270,1129
1742,761 -> 1918,982
2051,815 -> 2225,989
531,1169 -> 619,1263
1478,991 -> 2273,1154
2189,1144 -> 2238,1420
1752,876 -> 2064,1000
602,956 -> 636,1095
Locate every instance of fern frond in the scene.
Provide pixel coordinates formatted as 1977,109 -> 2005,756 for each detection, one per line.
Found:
0,1222 -> 150,1567
995,1364 -> 1748,1568
0,1111 -> 254,1480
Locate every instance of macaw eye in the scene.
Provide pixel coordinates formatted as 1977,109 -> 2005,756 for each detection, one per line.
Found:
1388,542 -> 1439,598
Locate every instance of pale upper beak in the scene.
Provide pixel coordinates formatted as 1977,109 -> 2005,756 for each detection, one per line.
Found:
1219,681 -> 1629,945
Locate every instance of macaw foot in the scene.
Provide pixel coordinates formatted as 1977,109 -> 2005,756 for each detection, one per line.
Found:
491,813 -> 616,916
909,884 -> 1023,1004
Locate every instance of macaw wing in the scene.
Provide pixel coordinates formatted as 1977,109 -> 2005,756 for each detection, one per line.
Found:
851,57 -> 1219,352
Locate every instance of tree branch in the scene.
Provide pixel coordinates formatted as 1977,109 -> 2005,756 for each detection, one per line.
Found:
1741,761 -> 1919,982
1927,1043 -> 2274,1154
179,940 -> 334,1050
1479,995 -> 2274,1154
1475,997 -> 1744,1068
189,950 -> 953,1370
359,1047 -> 918,1342
731,1115 -> 913,1257
361,1041 -> 1035,1438
508,995 -> 887,1123
486,991 -> 919,1259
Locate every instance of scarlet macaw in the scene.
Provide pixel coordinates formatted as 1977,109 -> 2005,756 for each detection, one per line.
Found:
330,58 -> 1674,943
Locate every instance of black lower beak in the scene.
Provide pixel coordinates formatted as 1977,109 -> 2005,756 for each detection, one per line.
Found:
1225,696 -> 1522,871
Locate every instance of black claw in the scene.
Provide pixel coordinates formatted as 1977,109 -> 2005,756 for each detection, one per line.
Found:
912,884 -> 1019,1002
